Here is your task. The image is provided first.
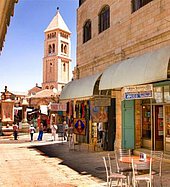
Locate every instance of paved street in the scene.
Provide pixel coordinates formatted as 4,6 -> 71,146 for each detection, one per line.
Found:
0,133 -> 170,187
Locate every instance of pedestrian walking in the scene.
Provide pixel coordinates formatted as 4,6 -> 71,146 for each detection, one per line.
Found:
13,123 -> 18,140
37,122 -> 44,141
63,121 -> 68,141
29,124 -> 35,141
51,122 -> 58,141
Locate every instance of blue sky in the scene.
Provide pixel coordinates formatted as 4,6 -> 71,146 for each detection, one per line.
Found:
0,0 -> 78,92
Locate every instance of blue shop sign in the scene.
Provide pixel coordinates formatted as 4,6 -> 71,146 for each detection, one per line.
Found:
124,84 -> 153,100
125,91 -> 152,100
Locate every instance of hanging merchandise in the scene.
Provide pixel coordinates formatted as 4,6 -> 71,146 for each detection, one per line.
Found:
90,100 -> 108,123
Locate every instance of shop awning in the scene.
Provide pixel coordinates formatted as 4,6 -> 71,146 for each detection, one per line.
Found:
99,46 -> 170,90
60,73 -> 102,100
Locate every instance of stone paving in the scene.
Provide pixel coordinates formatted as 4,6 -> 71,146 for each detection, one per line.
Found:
0,133 -> 170,187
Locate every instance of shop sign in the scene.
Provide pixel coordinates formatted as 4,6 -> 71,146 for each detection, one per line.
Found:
124,84 -> 153,100
94,97 -> 111,106
50,103 -> 66,111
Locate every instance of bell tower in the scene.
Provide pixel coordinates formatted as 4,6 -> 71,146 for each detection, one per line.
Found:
42,8 -> 72,92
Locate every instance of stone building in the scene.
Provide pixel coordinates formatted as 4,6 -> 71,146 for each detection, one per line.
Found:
29,9 -> 72,110
61,0 -> 170,153
42,8 -> 72,92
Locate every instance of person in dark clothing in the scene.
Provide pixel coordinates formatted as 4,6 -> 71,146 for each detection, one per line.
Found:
13,123 -> 18,140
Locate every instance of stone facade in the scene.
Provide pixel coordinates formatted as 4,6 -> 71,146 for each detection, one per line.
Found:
76,0 -> 170,149
77,0 -> 170,78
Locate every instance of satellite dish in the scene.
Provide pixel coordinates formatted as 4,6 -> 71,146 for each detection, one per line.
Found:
53,88 -> 58,94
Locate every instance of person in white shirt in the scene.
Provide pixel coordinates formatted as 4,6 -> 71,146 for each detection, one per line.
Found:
51,122 -> 58,141
29,124 -> 35,142
98,122 -> 103,142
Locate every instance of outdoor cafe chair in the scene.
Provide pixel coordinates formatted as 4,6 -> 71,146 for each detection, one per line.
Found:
114,149 -> 133,173
150,150 -> 163,186
132,157 -> 153,187
103,156 -> 128,187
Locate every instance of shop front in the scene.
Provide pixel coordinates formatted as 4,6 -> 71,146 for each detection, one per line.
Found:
120,81 -> 170,154
59,73 -> 115,150
99,45 -> 170,152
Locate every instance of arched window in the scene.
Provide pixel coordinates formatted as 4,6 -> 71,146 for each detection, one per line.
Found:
64,45 -> 67,54
61,44 -> 64,53
98,5 -> 110,33
50,62 -> 52,73
83,19 -> 91,43
63,63 -> 66,72
45,86 -> 49,89
48,45 -> 52,54
52,44 -> 55,53
50,85 -> 54,89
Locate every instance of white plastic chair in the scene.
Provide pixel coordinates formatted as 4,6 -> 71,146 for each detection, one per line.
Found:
103,156 -> 128,187
132,158 -> 153,187
115,149 -> 132,173
150,150 -> 163,186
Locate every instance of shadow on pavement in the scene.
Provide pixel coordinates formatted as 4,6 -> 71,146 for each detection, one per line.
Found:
29,142 -> 107,182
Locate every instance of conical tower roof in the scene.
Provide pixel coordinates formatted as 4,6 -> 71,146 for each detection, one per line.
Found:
44,9 -> 71,33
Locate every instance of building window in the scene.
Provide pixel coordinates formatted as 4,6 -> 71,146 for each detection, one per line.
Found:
61,44 -> 64,53
98,5 -> 110,33
64,45 -> 67,54
48,45 -> 52,54
63,63 -> 66,72
52,44 -> 55,53
83,20 -> 91,43
79,0 -> 86,7
60,32 -> 68,39
131,0 -> 153,13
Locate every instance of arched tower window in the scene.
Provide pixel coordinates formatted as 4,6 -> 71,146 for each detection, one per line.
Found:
50,85 -> 54,89
63,63 -> 66,72
83,19 -> 91,43
52,44 -> 55,53
45,86 -> 49,89
64,45 -> 67,54
98,5 -> 110,33
48,45 -> 52,54
61,44 -> 64,53
50,62 -> 52,73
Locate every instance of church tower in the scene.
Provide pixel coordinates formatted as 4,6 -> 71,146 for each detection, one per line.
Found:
42,8 -> 72,92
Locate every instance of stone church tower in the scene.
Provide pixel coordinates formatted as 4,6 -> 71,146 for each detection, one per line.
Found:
42,8 -> 72,92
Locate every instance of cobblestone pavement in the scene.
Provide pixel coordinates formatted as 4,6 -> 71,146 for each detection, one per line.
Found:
0,133 -> 170,187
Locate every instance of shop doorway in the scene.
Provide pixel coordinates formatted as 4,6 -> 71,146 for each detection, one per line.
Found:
153,105 -> 164,150
122,100 -> 135,149
142,104 -> 164,150
108,98 -> 116,151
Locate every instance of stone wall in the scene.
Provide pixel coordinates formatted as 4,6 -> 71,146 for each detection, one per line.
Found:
77,0 -> 170,77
